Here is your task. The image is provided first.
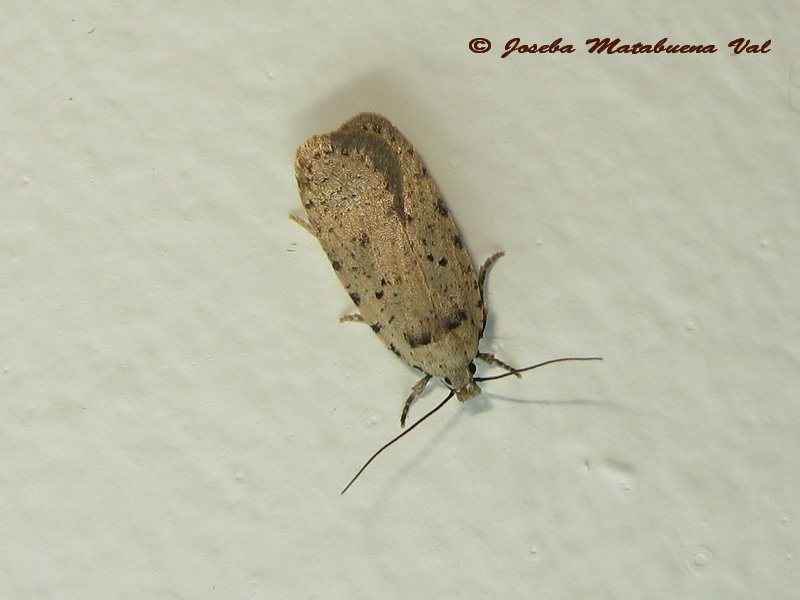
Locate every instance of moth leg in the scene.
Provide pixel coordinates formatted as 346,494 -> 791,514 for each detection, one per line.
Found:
477,254 -> 520,378
289,214 -> 317,236
339,314 -> 364,324
400,374 -> 432,428
478,352 -> 521,378
478,251 -> 505,301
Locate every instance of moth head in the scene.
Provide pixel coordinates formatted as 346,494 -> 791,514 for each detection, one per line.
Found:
445,362 -> 481,402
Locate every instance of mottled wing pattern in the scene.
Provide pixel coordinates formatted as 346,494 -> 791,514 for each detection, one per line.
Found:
340,114 -> 484,348
295,114 -> 483,373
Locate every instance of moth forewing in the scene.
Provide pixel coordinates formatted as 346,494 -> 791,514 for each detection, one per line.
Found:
295,113 -> 484,396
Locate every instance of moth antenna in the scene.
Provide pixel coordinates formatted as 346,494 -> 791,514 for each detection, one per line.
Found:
474,356 -> 602,382
341,390 -> 455,495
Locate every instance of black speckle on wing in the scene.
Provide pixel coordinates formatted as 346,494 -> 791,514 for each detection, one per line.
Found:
404,329 -> 433,348
444,308 -> 468,331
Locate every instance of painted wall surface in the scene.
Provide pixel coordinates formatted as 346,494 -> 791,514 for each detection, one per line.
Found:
2,3 -> 798,598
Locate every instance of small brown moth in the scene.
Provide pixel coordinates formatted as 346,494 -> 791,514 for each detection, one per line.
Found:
292,113 -> 600,492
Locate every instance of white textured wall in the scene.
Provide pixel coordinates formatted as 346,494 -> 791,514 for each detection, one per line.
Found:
2,2 -> 798,598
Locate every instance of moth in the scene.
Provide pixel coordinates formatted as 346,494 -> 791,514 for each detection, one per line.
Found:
292,113 -> 599,492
